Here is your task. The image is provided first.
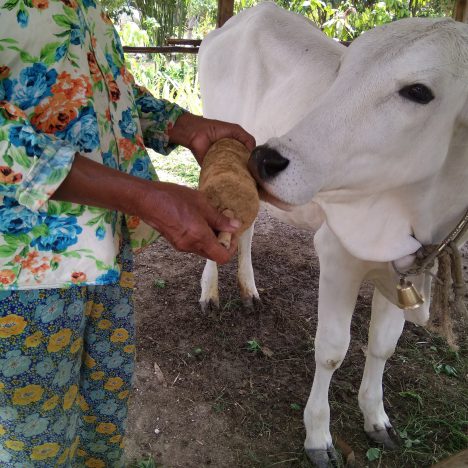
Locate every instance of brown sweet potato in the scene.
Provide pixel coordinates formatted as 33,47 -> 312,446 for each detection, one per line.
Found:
199,138 -> 260,248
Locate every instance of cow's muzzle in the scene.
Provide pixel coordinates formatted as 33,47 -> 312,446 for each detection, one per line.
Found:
248,145 -> 289,182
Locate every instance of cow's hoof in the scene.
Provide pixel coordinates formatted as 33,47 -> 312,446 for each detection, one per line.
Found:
306,446 -> 343,467
366,425 -> 400,450
241,295 -> 262,310
199,297 -> 219,313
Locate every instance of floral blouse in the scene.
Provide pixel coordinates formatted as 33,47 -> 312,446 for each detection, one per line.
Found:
0,0 -> 185,289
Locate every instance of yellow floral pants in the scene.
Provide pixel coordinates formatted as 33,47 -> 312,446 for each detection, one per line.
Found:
0,239 -> 135,467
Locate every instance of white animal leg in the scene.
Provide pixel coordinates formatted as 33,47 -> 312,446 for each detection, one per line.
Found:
358,288 -> 406,449
237,224 -> 260,308
304,225 -> 366,467
199,224 -> 258,311
199,260 -> 219,311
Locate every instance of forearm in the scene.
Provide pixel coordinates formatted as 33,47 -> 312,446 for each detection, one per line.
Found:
51,153 -> 240,264
51,153 -> 150,215
167,112 -> 200,149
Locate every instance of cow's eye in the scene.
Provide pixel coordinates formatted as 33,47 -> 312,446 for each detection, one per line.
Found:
399,84 -> 434,104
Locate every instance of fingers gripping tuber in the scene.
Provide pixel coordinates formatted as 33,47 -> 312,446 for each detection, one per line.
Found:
199,139 -> 260,249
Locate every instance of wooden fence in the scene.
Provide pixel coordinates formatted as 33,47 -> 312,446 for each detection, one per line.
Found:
123,39 -> 200,55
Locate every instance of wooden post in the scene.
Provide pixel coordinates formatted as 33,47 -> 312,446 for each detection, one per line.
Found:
453,0 -> 468,22
217,0 -> 234,28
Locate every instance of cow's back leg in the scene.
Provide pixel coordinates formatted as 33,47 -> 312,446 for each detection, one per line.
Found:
304,225 -> 366,467
200,260 -> 219,311
237,223 -> 260,308
358,288 -> 406,448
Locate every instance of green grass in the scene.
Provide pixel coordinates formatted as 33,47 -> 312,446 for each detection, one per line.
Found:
149,147 -> 200,187
246,339 -> 262,353
127,455 -> 159,468
377,334 -> 467,466
327,328 -> 467,467
212,390 -> 230,413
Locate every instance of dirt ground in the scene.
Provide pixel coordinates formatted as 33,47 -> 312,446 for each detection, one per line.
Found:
125,209 -> 468,468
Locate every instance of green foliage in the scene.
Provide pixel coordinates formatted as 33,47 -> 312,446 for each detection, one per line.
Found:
319,0 -> 450,40
433,362 -> 458,377
119,21 -> 150,46
398,390 -> 424,407
398,429 -> 421,448
235,0 -> 454,41
153,278 -> 166,288
192,346 -> 203,355
246,339 -> 262,353
132,0 -> 190,45
128,455 -> 160,468
366,447 -> 382,461
234,0 -> 258,13
116,21 -> 202,114
188,0 -> 218,37
99,0 -> 128,21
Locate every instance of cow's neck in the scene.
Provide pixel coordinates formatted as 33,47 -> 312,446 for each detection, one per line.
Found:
409,127 -> 468,247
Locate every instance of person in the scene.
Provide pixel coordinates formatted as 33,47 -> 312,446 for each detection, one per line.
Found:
0,0 -> 255,466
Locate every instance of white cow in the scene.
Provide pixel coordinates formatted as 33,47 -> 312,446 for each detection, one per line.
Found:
198,3 -> 468,466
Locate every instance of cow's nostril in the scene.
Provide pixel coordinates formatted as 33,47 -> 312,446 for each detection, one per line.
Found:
250,145 -> 289,181
264,151 -> 289,177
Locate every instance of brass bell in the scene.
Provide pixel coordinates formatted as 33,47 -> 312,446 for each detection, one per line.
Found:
396,278 -> 424,310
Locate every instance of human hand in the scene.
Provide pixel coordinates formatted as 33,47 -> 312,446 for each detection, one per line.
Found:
168,112 -> 256,164
136,181 -> 240,263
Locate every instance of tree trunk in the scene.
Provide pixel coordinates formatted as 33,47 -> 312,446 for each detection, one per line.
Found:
217,0 -> 234,28
453,0 -> 468,22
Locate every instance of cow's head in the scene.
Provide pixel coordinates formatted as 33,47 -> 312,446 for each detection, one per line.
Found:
249,18 -> 468,261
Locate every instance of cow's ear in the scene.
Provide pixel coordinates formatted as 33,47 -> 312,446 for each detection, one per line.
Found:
317,193 -> 422,262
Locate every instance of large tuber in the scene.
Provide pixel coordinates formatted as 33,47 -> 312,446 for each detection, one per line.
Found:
199,138 -> 260,249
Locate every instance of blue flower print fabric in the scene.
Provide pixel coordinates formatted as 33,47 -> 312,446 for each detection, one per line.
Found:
0,0 -> 186,289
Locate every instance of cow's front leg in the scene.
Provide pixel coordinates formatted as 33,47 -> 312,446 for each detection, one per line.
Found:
358,288 -> 406,449
237,224 -> 260,308
200,225 -> 258,311
304,225 -> 366,467
199,260 -> 219,311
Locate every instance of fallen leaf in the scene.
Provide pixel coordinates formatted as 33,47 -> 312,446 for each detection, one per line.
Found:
153,362 -> 167,387
261,346 -> 274,358
333,435 -> 355,467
